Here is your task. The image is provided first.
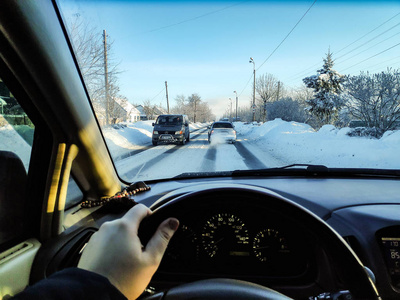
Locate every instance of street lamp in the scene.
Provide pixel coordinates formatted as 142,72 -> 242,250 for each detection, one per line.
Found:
233,91 -> 238,121
249,57 -> 256,122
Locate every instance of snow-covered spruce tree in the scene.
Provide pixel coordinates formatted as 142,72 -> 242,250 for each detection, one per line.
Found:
303,51 -> 346,127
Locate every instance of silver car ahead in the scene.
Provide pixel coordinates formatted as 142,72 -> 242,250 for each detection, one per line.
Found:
208,121 -> 236,144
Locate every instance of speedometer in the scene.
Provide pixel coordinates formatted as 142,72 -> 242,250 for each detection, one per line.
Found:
202,213 -> 249,258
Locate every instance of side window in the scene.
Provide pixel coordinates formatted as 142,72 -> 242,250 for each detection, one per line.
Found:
0,78 -> 34,245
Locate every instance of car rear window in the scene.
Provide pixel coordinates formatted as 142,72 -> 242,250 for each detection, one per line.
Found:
213,123 -> 233,129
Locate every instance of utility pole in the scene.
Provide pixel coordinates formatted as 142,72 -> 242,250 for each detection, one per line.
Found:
165,81 -> 169,113
233,91 -> 238,121
249,57 -> 256,122
276,81 -> 281,101
103,30 -> 109,125
229,98 -> 232,121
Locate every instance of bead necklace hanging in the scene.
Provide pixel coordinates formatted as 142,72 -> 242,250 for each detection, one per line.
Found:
81,181 -> 151,210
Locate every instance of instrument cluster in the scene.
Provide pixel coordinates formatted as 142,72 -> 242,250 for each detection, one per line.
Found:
159,209 -> 314,278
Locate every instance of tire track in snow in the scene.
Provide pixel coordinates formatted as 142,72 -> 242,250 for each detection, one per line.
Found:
201,145 -> 217,171
114,127 -> 208,162
234,141 -> 266,169
123,145 -> 181,179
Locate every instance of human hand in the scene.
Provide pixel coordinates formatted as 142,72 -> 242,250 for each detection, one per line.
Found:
78,204 -> 179,299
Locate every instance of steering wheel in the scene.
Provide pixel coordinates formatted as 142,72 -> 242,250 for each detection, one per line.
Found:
138,185 -> 380,300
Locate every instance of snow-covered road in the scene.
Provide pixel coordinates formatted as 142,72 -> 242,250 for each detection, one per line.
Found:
115,126 -> 285,182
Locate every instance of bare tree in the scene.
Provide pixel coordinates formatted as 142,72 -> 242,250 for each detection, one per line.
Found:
344,69 -> 400,135
172,94 -> 187,115
171,94 -> 214,122
142,99 -> 157,120
187,94 -> 201,122
67,15 -> 123,126
256,73 -> 279,121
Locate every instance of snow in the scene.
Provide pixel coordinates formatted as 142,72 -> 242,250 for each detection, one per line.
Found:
0,124 -> 31,170
2,118 -> 400,176
103,121 -> 154,157
234,118 -> 400,169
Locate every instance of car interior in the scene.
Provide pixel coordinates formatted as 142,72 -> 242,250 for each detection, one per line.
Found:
0,1 -> 399,300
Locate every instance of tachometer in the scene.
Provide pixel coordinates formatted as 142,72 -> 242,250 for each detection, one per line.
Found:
202,213 -> 249,258
164,224 -> 199,267
252,228 -> 290,262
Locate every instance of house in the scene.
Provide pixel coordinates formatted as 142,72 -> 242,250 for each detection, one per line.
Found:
114,98 -> 140,123
135,105 -> 148,121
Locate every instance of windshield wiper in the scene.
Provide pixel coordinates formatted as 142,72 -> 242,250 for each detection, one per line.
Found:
173,165 -> 400,180
232,164 -> 400,178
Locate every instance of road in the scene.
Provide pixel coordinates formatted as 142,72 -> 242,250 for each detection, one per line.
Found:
115,126 -> 285,182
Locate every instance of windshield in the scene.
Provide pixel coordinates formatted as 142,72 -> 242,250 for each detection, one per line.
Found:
58,0 -> 400,182
156,116 -> 183,125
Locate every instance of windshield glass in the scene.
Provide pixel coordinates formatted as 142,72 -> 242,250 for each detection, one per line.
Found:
58,0 -> 400,182
156,116 -> 183,125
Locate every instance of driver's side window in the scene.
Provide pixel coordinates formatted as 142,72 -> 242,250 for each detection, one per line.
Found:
0,78 -> 34,247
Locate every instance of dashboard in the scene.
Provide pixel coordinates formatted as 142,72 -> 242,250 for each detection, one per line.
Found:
54,177 -> 400,299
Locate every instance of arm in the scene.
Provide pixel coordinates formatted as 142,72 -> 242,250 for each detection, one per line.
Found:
78,204 -> 179,299
13,204 -> 179,300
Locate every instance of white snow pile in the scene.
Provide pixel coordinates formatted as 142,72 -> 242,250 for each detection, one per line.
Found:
234,118 -> 400,169
0,124 -> 31,170
102,121 -> 154,157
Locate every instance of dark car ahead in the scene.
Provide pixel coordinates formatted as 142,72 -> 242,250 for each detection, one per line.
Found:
208,121 -> 236,144
152,114 -> 190,145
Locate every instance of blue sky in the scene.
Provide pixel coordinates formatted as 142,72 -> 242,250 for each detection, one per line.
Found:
59,0 -> 400,118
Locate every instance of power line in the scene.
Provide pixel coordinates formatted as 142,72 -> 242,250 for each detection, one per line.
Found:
334,21 -> 400,62
131,1 -> 247,36
341,42 -> 400,72
283,11 -> 400,85
335,11 -> 400,55
335,31 -> 400,66
256,0 -> 318,71
150,87 -> 166,102
367,55 -> 400,71
238,73 -> 254,97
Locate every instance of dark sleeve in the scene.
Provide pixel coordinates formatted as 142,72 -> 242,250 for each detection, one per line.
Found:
12,268 -> 127,300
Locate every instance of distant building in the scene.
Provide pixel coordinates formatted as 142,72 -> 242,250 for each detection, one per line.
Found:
135,105 -> 167,121
135,105 -> 148,121
114,98 -> 140,123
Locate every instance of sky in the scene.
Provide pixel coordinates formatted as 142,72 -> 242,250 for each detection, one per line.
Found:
58,0 -> 400,118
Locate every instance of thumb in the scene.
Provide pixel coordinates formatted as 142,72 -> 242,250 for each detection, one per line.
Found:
144,218 -> 179,263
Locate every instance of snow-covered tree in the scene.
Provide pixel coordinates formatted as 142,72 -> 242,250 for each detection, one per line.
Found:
303,50 -> 346,126
343,69 -> 400,136
266,97 -> 307,123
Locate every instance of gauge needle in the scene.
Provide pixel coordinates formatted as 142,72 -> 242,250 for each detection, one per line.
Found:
215,237 -> 225,244
254,246 -> 271,250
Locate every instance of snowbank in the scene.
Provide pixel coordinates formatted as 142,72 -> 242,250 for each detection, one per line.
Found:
0,124 -> 31,170
235,119 -> 400,169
